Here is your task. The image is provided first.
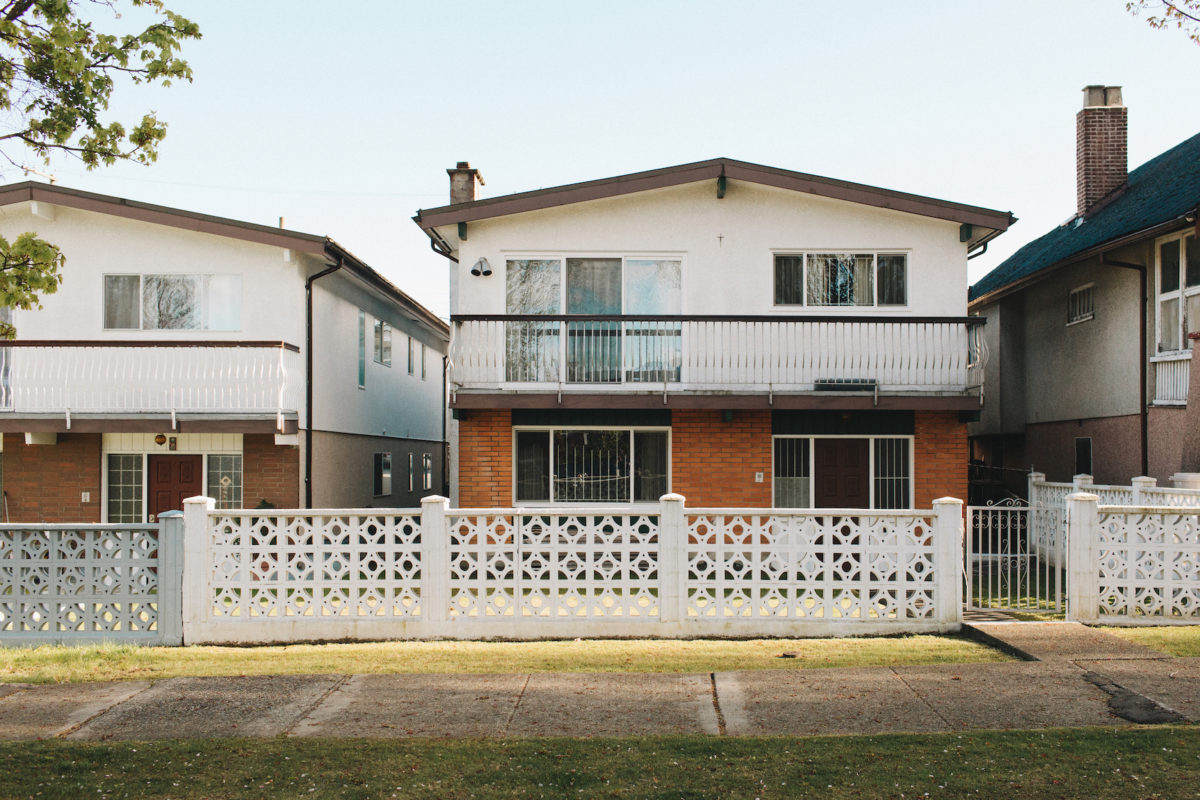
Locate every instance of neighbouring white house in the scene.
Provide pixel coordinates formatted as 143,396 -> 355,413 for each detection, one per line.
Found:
0,182 -> 448,522
969,86 -> 1200,493
413,158 -> 1013,510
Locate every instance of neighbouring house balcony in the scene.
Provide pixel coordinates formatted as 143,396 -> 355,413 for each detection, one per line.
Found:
0,341 -> 303,432
1152,351 -> 1191,405
450,315 -> 987,408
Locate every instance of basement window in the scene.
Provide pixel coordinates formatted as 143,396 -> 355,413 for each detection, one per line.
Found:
1067,284 -> 1095,325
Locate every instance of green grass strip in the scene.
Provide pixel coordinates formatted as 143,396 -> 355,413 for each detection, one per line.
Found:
1,727 -> 1197,799
1104,625 -> 1200,657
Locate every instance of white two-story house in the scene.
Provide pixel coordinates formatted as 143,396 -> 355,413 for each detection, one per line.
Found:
414,159 -> 1012,510
0,182 -> 448,522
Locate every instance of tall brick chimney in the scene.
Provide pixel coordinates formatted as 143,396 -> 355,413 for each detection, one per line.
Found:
1076,85 -> 1127,218
448,161 -> 483,205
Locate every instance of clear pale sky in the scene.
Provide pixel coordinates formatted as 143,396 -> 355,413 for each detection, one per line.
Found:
6,0 -> 1200,320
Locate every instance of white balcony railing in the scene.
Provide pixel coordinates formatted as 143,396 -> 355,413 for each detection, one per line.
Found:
1152,351 -> 1191,405
0,341 -> 302,424
451,316 -> 986,396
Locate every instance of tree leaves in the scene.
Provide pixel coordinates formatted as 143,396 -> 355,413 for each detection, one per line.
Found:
1126,1 -> 1200,45
0,231 -> 63,338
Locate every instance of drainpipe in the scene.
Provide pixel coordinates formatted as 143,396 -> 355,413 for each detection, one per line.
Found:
1101,252 -> 1149,477
305,257 -> 343,508
442,354 -> 450,497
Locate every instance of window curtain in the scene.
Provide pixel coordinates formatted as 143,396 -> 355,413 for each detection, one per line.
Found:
806,254 -> 873,306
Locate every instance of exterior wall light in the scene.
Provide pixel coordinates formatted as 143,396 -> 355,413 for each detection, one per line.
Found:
470,258 -> 492,277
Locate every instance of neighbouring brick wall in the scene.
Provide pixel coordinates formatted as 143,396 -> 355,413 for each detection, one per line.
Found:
671,410 -> 772,507
243,434 -> 300,509
1076,102 -> 1127,217
2,432 -> 102,522
457,410 -> 513,507
914,411 -> 968,508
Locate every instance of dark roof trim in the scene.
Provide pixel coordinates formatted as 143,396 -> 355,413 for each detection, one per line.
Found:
968,213 -> 1192,310
413,157 -> 1015,235
0,181 -> 327,253
0,181 -> 449,340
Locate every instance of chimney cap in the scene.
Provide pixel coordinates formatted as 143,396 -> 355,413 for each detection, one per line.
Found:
1082,85 -> 1122,109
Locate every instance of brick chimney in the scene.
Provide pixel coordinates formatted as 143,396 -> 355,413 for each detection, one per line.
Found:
1076,85 -> 1127,218
447,161 -> 484,205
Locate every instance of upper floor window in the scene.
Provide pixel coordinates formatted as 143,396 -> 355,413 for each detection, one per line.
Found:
373,452 -> 392,496
357,310 -> 366,388
421,342 -> 427,380
373,319 -> 392,366
407,336 -> 415,375
773,253 -> 907,307
506,256 -> 682,315
1157,232 -> 1200,352
104,274 -> 241,330
1067,283 -> 1095,325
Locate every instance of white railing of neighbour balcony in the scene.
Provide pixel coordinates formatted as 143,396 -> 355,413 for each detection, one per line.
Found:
1152,351 -> 1190,405
0,341 -> 302,425
450,316 -> 987,396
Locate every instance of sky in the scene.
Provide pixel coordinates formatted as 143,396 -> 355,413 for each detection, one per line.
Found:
5,0 -> 1200,320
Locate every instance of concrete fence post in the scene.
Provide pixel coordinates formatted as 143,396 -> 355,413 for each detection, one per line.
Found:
180,495 -> 216,645
1131,476 -> 1157,505
1066,492 -> 1100,623
1028,471 -> 1046,505
157,512 -> 185,646
657,493 -> 687,625
932,497 -> 964,626
421,496 -> 451,625
1073,474 -> 1094,492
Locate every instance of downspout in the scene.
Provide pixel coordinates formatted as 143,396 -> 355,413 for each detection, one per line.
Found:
1102,253 -> 1149,477
305,257 -> 343,508
442,354 -> 449,497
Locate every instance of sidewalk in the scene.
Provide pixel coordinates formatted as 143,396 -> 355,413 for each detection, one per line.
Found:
0,624 -> 1195,741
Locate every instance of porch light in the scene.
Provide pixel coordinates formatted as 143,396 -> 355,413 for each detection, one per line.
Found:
470,257 -> 492,277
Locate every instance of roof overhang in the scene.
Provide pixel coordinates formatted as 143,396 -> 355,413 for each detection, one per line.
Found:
413,157 -> 1015,253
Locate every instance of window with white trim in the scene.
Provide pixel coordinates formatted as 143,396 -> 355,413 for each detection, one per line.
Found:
774,253 -> 907,307
1157,232 -> 1200,352
104,274 -> 242,330
1067,283 -> 1095,325
373,319 -> 392,365
407,336 -> 415,375
357,311 -> 366,388
373,452 -> 392,497
514,427 -> 669,504
422,453 -> 433,491
772,435 -> 912,509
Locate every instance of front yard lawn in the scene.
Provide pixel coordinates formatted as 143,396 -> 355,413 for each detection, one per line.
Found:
1104,625 -> 1200,657
1,728 -> 1197,799
0,634 -> 1007,684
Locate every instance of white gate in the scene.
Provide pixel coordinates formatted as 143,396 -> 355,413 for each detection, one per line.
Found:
965,501 -> 1064,615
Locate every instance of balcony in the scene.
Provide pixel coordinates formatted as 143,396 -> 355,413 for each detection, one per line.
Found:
0,341 -> 303,430
450,315 -> 986,407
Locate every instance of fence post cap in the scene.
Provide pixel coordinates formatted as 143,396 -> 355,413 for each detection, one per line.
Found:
1066,491 -> 1099,502
182,495 -> 215,509
659,493 -> 686,503
931,496 -> 963,507
420,495 -> 449,505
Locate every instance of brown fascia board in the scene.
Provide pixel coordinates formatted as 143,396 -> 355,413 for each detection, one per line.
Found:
0,181 -> 328,254
967,215 -> 1193,311
413,157 -> 1015,235
325,240 -> 449,341
0,181 -> 449,341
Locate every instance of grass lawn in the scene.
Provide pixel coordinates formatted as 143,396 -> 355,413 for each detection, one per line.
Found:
1104,624 -> 1200,657
0,728 -> 1197,799
0,634 -> 1008,684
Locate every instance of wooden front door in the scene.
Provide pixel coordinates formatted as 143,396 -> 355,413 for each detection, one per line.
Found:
147,455 -> 203,521
814,439 -> 870,508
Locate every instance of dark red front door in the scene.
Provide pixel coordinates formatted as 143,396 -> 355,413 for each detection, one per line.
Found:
814,439 -> 870,508
147,455 -> 203,521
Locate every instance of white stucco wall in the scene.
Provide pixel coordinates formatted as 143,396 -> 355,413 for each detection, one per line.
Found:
446,180 -> 972,318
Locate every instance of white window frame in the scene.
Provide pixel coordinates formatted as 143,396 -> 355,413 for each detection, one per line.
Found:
407,336 -> 415,375
99,441 -> 243,523
373,319 -> 392,366
422,453 -> 433,491
770,434 -> 915,509
1067,283 -> 1095,326
504,253 -> 686,315
102,273 -> 242,332
408,452 -> 414,493
511,424 -> 672,506
770,251 -> 910,310
1155,230 -> 1199,354
373,451 -> 392,497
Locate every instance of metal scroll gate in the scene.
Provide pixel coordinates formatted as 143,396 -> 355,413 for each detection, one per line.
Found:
965,502 -> 1065,616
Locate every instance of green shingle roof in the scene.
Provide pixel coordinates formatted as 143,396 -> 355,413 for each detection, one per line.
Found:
970,131 -> 1200,302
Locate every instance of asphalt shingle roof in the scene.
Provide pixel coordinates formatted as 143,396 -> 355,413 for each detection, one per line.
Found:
970,131 -> 1200,301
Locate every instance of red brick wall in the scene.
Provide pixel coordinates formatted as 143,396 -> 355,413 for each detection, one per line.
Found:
670,410 -> 773,507
2,432 -> 102,522
457,410 -> 513,507
1076,101 -> 1127,217
914,411 -> 968,508
242,434 -> 300,509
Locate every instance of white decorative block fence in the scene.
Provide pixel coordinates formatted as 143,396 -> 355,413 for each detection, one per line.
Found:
1067,493 -> 1200,624
181,495 -> 965,643
0,522 -> 182,645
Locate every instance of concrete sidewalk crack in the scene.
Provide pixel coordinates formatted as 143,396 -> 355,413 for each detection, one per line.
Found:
502,674 -> 531,737
56,681 -> 158,739
890,668 -> 952,729
284,675 -> 350,737
709,673 -> 727,736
